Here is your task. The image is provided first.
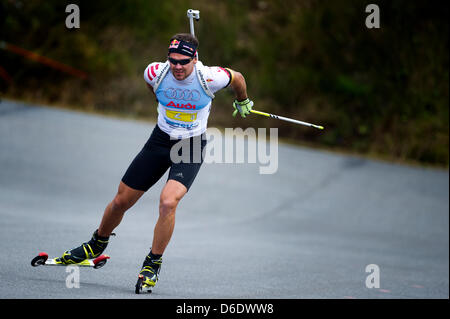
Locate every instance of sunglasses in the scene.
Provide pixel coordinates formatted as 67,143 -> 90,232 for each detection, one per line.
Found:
168,57 -> 193,66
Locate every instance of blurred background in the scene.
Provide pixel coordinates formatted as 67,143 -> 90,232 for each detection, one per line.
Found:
0,0 -> 448,167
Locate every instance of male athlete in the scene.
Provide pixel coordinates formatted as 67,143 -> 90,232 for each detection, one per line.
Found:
55,33 -> 254,290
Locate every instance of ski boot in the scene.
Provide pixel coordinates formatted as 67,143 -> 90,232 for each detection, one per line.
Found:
56,229 -> 112,265
135,252 -> 162,294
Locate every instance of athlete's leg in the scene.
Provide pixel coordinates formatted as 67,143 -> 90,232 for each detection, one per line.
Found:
137,132 -> 206,289
150,179 -> 188,255
58,182 -> 143,264
98,181 -> 145,237
137,180 -> 186,289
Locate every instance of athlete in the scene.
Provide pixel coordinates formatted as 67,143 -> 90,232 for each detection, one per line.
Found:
55,33 -> 254,290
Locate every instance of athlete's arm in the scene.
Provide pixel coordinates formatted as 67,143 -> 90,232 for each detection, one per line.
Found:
146,83 -> 157,101
144,62 -> 162,102
227,69 -> 248,101
205,66 -> 253,118
225,69 -> 254,118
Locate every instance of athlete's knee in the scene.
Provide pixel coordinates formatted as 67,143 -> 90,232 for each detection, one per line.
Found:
158,180 -> 186,218
111,194 -> 133,212
112,182 -> 143,212
159,195 -> 179,217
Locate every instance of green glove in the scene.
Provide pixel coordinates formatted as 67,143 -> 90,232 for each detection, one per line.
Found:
232,98 -> 254,118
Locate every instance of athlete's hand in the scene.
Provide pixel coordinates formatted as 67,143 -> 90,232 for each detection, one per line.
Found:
232,98 -> 254,118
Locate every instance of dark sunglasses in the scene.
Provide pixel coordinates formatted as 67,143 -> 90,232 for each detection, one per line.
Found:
168,57 -> 193,66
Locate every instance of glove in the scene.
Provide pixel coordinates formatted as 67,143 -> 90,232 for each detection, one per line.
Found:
232,98 -> 254,118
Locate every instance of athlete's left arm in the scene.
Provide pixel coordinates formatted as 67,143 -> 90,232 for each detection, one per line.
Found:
225,68 -> 254,118
226,68 -> 249,102
207,67 -> 253,117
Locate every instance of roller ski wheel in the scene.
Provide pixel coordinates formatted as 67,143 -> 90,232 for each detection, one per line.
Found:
135,274 -> 154,294
93,254 -> 110,269
135,274 -> 144,294
31,252 -> 49,266
30,252 -> 110,269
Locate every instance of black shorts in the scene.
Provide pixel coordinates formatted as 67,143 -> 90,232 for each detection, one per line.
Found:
121,125 -> 207,192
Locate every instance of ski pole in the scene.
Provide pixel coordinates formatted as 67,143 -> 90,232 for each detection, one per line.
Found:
250,109 -> 324,130
185,10 -> 323,131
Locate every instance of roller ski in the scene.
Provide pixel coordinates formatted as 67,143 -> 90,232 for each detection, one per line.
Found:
31,229 -> 114,269
135,253 -> 162,294
31,252 -> 110,269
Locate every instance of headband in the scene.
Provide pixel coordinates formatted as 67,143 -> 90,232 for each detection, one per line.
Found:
168,39 -> 197,58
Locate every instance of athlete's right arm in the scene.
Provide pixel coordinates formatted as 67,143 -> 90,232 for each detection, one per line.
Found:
146,83 -> 157,101
144,62 -> 163,101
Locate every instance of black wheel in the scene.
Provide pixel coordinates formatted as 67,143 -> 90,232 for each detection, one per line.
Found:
93,259 -> 107,269
135,275 -> 143,294
93,255 -> 109,269
31,254 -> 47,267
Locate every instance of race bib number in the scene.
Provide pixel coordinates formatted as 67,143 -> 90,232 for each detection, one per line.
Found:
166,110 -> 197,122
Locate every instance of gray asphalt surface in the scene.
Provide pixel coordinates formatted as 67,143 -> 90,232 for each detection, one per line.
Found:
0,99 -> 448,299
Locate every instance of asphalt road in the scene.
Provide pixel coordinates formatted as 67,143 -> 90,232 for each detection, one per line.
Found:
0,99 -> 448,299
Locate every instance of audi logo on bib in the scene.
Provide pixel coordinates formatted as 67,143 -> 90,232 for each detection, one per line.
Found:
164,88 -> 201,101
